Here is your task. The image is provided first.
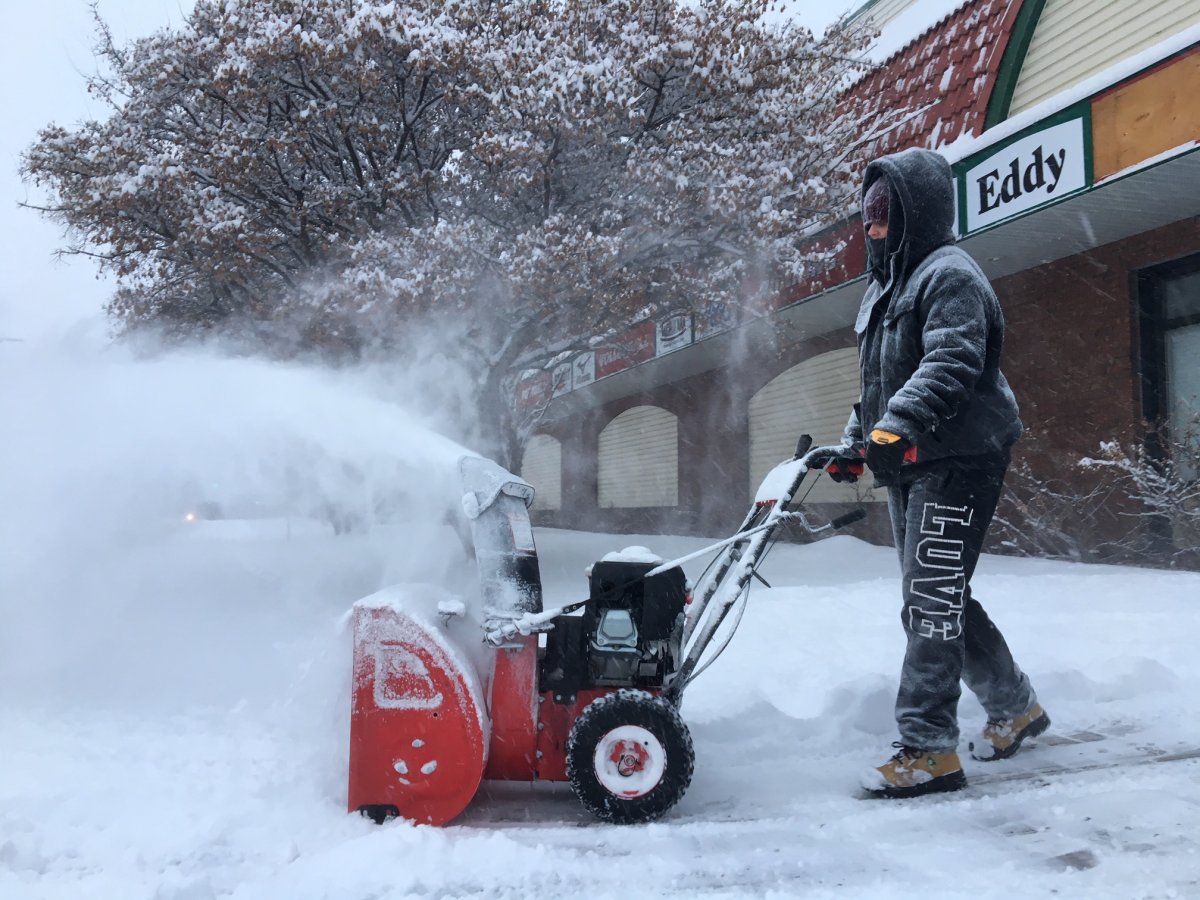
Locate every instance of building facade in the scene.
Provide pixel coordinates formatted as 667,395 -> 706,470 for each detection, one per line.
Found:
518,0 -> 1200,561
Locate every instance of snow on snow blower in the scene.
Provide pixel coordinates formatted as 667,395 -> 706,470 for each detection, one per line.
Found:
347,436 -> 865,826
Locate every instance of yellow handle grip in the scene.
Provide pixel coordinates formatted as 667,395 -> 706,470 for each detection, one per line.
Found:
869,429 -> 904,445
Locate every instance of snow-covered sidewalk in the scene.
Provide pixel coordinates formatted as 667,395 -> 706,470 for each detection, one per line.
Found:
4,520 -> 1199,900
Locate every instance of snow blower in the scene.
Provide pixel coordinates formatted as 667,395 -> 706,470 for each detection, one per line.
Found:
347,435 -> 865,825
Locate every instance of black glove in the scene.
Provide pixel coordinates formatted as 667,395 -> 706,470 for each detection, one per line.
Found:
865,429 -> 913,482
801,445 -> 865,484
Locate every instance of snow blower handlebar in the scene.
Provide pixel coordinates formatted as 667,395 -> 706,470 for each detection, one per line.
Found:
664,437 -> 822,704
482,512 -> 820,647
483,432 -> 866,701
828,508 -> 867,530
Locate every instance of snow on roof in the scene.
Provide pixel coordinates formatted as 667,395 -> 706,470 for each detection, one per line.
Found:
848,0 -> 1018,154
864,0 -> 971,65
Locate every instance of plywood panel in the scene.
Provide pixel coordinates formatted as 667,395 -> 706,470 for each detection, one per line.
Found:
1092,50 -> 1200,180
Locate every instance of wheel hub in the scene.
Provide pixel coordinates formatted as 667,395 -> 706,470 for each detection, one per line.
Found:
593,725 -> 666,798
611,739 -> 650,776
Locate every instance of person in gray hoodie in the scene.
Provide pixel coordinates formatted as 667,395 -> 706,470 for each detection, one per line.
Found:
804,148 -> 1049,798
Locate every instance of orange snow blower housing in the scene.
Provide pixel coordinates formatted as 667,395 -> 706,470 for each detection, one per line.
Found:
348,456 -> 692,826
349,441 -> 863,826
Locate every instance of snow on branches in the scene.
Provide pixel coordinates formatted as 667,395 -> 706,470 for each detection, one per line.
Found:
991,419 -> 1200,568
24,0 -> 884,456
1080,417 -> 1200,564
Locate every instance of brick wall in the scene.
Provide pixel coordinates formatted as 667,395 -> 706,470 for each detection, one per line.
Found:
993,216 -> 1200,558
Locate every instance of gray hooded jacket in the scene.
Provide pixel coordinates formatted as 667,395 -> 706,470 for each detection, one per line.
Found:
844,148 -> 1022,480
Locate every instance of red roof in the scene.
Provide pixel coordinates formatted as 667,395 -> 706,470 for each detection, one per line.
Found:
778,0 -> 1024,308
850,0 -> 1025,154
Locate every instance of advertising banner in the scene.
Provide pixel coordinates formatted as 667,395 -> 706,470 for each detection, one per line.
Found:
571,350 -> 596,389
515,370 -> 550,411
595,320 -> 656,378
550,361 -> 572,398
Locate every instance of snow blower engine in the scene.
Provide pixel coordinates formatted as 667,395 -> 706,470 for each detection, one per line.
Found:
542,552 -> 687,699
347,437 -> 864,825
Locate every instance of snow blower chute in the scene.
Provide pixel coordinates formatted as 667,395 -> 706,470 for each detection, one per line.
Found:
348,437 -> 864,825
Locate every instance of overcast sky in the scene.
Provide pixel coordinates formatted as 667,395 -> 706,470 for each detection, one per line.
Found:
0,0 -> 858,342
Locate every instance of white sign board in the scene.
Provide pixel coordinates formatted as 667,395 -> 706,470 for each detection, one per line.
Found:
550,361 -> 572,398
963,118 -> 1087,233
656,311 -> 693,356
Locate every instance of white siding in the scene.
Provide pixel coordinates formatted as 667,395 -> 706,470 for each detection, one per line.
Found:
1009,0 -> 1200,115
520,434 -> 562,511
749,347 -> 883,504
856,0 -> 919,29
597,406 -> 679,508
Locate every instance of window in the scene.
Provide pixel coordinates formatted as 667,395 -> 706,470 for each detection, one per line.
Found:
748,347 -> 881,504
1139,254 -> 1200,472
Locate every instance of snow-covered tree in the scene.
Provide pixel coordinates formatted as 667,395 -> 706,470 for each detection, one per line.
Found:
1080,416 -> 1200,567
25,0 -> 884,464
989,418 -> 1200,568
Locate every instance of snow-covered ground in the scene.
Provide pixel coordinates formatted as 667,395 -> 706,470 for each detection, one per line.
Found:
4,343 -> 1200,899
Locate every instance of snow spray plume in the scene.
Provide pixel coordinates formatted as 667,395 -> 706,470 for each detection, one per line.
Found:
0,333 -> 479,715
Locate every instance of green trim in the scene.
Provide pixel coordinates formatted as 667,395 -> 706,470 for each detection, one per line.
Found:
984,0 -> 1049,129
955,100 -> 1093,177
1082,101 -> 1094,190
956,158 -> 970,239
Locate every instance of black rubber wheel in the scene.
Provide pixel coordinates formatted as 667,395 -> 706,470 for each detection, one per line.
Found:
566,689 -> 694,824
358,804 -> 399,825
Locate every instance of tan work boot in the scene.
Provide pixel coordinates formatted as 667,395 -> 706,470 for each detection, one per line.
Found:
970,703 -> 1050,761
860,743 -> 967,799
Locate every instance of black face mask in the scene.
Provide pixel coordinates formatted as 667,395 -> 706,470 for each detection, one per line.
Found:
866,195 -> 906,287
867,236 -> 888,285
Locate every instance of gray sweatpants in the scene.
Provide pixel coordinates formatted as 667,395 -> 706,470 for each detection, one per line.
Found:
887,466 -> 1037,752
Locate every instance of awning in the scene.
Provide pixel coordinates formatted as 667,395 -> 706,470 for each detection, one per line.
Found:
965,145 -> 1200,280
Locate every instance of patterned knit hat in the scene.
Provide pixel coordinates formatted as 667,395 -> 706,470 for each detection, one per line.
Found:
863,176 -> 891,227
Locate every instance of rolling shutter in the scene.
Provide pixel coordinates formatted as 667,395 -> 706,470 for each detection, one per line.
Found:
749,347 -> 883,504
597,406 -> 678,508
520,434 -> 562,511
1009,0 -> 1200,115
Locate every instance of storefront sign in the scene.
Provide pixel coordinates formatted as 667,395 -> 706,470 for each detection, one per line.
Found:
963,117 -> 1089,233
595,320 -> 656,378
656,310 -> 693,355
515,370 -> 550,411
694,299 -> 737,340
